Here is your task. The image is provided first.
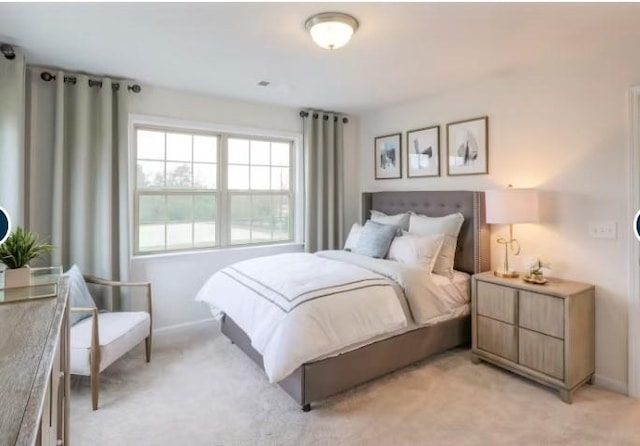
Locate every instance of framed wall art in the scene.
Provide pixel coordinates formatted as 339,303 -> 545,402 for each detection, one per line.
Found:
446,116 -> 488,176
406,125 -> 440,178
374,133 -> 402,179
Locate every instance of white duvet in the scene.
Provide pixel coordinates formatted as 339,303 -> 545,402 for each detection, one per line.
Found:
195,252 -> 408,382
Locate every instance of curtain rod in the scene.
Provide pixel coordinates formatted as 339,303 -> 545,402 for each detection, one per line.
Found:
39,71 -> 141,93
300,110 -> 349,124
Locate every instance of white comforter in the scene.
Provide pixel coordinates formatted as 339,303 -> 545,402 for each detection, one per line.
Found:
194,252 -> 408,382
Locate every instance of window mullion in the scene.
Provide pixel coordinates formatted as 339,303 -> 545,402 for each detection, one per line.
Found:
163,194 -> 168,252
134,190 -> 140,257
219,134 -> 228,247
190,135 -> 195,247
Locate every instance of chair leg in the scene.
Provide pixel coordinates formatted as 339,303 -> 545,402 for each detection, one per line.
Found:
91,369 -> 100,411
145,335 -> 152,363
88,308 -> 101,410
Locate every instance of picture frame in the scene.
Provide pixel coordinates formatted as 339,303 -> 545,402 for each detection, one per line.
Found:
374,133 -> 402,179
406,125 -> 440,178
446,116 -> 488,176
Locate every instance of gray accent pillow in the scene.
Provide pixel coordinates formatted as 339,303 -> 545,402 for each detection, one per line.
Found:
65,264 -> 97,326
370,210 -> 410,232
353,220 -> 398,259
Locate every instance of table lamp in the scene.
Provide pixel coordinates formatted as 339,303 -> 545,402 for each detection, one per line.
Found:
485,186 -> 539,278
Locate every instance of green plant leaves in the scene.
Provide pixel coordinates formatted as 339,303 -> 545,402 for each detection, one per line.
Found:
0,227 -> 53,269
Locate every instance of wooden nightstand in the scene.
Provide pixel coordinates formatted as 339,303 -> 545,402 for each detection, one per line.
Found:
471,271 -> 595,403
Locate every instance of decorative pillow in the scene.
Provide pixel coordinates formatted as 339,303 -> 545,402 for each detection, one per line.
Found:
408,212 -> 464,278
344,223 -> 364,251
353,220 -> 398,259
387,233 -> 445,273
64,264 -> 97,326
370,210 -> 410,232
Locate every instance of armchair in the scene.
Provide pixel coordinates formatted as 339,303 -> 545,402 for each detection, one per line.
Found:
70,274 -> 152,410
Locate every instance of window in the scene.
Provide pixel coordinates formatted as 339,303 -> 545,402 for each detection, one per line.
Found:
134,125 -> 296,255
227,137 -> 292,245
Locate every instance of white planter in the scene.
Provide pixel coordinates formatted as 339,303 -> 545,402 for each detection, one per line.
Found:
4,267 -> 30,289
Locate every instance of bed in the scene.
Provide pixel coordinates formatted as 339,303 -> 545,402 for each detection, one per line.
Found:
199,190 -> 490,411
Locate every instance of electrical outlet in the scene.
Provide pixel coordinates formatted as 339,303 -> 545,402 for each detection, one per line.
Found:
588,221 -> 617,239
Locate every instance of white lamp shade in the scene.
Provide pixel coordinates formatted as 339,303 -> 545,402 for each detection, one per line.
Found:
485,188 -> 539,224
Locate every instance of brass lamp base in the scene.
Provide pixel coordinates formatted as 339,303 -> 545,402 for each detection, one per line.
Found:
494,270 -> 519,278
495,224 -> 521,280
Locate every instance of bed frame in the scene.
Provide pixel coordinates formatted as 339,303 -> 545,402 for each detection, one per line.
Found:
221,191 -> 491,411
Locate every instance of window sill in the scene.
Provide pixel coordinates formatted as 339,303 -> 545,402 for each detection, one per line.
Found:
131,242 -> 305,262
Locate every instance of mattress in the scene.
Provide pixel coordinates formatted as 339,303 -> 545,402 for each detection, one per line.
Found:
315,270 -> 470,361
197,252 -> 409,382
202,249 -> 471,378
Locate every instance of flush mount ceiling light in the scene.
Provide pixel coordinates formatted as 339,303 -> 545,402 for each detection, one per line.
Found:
305,12 -> 359,50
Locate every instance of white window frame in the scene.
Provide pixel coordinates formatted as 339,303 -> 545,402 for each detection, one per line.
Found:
129,114 -> 303,257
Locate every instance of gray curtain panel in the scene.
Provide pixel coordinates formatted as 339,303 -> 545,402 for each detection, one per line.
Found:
26,68 -> 131,284
303,111 -> 345,252
0,50 -> 26,227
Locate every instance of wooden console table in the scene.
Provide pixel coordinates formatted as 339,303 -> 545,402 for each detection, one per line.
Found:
0,275 -> 70,445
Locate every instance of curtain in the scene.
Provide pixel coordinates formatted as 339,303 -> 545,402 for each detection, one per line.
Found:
0,51 -> 26,227
26,68 -> 131,283
303,111 -> 345,252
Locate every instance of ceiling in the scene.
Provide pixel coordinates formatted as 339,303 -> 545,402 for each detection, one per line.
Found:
1,3 -> 640,114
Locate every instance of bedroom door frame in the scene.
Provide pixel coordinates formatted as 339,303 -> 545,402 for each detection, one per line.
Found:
628,86 -> 640,398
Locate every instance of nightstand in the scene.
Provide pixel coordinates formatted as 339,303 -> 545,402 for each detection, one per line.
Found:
471,271 -> 595,403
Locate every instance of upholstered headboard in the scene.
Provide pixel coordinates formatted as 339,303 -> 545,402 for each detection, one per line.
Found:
361,191 -> 491,275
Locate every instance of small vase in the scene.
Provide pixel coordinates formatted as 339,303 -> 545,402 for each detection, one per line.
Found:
531,271 -> 544,282
4,267 -> 31,289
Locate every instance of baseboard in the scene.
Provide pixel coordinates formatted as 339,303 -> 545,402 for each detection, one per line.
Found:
153,318 -> 218,337
593,374 -> 628,395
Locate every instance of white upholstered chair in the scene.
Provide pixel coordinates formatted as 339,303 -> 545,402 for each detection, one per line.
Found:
69,273 -> 152,410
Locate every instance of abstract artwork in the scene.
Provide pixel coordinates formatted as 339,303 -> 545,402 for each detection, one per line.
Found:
374,133 -> 402,179
406,125 -> 440,178
446,116 -> 488,176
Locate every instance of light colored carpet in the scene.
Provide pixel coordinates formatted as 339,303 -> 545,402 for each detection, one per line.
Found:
71,322 -> 640,445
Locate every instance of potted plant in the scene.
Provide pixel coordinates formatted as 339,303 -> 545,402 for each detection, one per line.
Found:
0,227 -> 53,288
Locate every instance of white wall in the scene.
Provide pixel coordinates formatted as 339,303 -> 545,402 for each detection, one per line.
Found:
126,86 -> 359,329
357,49 -> 640,393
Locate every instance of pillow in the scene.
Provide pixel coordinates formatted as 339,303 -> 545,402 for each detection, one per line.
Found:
387,233 -> 445,273
344,223 -> 364,251
64,264 -> 97,326
353,220 -> 398,258
370,210 -> 410,232
409,212 -> 464,278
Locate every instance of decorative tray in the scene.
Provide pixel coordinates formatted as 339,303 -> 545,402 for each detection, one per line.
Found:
522,275 -> 548,285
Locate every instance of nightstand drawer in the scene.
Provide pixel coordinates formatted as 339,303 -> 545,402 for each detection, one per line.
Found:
519,291 -> 564,338
476,281 -> 516,324
519,328 -> 564,380
477,316 -> 517,362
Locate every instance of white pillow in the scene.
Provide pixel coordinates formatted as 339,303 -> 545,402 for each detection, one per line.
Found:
387,233 -> 445,273
409,212 -> 464,278
370,210 -> 410,231
344,223 -> 364,251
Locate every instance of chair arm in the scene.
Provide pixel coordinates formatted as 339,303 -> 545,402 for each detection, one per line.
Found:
70,307 -> 97,313
82,275 -> 153,320
83,274 -> 150,288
